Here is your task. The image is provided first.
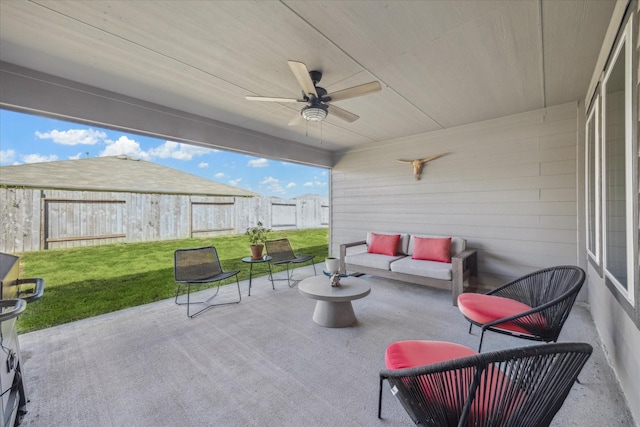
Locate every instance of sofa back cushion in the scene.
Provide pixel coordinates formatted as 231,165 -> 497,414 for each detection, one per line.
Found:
408,234 -> 466,260
366,232 -> 410,255
368,233 -> 401,256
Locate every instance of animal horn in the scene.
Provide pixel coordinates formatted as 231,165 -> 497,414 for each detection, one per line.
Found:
418,153 -> 445,163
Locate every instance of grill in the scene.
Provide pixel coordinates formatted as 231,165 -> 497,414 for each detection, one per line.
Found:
0,253 -> 44,427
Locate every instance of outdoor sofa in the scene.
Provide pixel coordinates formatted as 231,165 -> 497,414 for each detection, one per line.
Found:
340,232 -> 477,306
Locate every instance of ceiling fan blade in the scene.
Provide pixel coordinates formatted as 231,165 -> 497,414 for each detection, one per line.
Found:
328,104 -> 359,123
245,96 -> 301,103
288,60 -> 318,97
288,112 -> 304,126
327,81 -> 382,102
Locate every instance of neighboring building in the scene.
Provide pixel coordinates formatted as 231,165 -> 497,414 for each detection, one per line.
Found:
0,155 -> 257,197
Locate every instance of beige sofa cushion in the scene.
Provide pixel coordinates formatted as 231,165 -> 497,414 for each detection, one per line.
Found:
390,256 -> 453,281
344,252 -> 405,271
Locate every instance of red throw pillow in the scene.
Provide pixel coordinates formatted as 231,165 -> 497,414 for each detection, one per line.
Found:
412,237 -> 452,263
368,233 -> 401,256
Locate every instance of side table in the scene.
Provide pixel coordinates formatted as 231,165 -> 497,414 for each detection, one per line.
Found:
242,256 -> 273,296
298,275 -> 371,327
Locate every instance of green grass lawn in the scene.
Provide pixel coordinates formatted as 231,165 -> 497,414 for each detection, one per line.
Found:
17,228 -> 328,333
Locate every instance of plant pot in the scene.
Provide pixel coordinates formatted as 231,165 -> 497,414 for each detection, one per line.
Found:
325,257 -> 340,274
250,244 -> 264,260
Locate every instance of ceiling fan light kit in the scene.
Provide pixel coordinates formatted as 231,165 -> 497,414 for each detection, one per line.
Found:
301,104 -> 328,121
246,60 -> 381,124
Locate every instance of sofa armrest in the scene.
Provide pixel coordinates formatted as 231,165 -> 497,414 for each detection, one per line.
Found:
451,249 -> 478,306
340,240 -> 366,273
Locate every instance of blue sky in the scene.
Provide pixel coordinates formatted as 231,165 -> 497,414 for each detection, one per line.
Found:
0,109 -> 328,198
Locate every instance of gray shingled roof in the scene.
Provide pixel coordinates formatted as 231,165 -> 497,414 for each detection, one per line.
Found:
0,155 -> 258,197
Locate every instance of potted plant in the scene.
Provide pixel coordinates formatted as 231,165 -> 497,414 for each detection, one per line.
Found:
245,221 -> 271,259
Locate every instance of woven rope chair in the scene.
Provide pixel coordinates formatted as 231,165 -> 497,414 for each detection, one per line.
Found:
265,238 -> 316,287
174,246 -> 241,318
458,265 -> 586,351
379,341 -> 592,426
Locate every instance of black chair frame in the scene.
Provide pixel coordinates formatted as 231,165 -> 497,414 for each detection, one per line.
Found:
378,342 -> 592,426
265,238 -> 317,287
174,246 -> 241,318
463,265 -> 586,351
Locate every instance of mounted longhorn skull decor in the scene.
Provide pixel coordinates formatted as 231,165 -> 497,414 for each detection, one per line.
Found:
396,154 -> 445,181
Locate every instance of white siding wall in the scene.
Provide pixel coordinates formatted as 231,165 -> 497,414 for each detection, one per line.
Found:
331,102 -> 579,288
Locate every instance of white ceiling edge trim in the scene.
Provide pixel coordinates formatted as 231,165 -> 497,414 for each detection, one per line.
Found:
0,61 -> 333,168
585,0 -> 632,108
337,101 -> 578,157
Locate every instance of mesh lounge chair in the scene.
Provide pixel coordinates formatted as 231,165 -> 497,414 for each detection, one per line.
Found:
458,265 -> 586,351
265,238 -> 316,287
378,340 -> 592,426
174,246 -> 241,318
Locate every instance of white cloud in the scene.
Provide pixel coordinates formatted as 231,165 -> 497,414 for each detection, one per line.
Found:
214,172 -> 226,178
198,162 -> 208,168
147,141 -> 210,160
100,136 -> 149,159
259,176 -> 279,185
0,149 -> 16,165
229,178 -> 242,186
35,128 -> 106,145
286,182 -> 296,188
69,152 -> 84,160
303,182 -> 313,187
248,158 -> 269,168
22,153 -> 58,163
259,176 -> 285,194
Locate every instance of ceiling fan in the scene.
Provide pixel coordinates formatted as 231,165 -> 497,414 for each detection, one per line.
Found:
246,60 -> 382,125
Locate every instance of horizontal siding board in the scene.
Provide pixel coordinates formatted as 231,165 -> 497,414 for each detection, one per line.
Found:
331,103 -> 579,286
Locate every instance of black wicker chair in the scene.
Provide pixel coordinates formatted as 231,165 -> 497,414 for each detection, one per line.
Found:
379,341 -> 592,426
174,246 -> 241,318
458,265 -> 586,351
265,238 -> 316,287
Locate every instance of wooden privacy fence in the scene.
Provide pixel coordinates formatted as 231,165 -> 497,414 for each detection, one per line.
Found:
0,187 -> 328,253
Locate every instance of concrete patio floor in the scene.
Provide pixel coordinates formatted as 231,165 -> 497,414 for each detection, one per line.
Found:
17,265 -> 637,426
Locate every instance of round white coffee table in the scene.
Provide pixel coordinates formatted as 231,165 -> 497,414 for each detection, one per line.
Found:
298,275 -> 371,327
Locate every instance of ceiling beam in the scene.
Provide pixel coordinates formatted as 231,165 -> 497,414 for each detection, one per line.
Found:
0,61 -> 333,168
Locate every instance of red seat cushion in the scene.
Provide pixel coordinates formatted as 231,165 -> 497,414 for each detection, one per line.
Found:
384,340 -> 523,422
457,293 -> 546,335
385,340 -> 477,370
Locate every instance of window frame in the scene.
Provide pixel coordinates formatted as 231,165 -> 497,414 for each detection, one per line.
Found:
600,15 -> 636,305
585,93 -> 602,271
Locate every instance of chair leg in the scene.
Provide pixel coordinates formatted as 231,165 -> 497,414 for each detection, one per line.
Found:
176,278 -> 241,318
378,376 -> 385,419
267,263 -> 274,290
174,283 -> 182,305
478,329 -> 486,352
231,276 -> 241,304
468,323 -> 473,334
311,261 -> 317,276
286,265 -> 295,287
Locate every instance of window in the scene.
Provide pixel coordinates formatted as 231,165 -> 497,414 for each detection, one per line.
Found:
601,16 -> 635,304
586,94 -> 601,268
